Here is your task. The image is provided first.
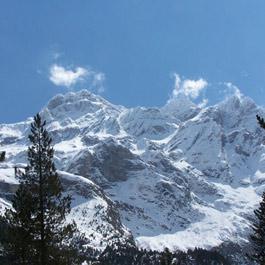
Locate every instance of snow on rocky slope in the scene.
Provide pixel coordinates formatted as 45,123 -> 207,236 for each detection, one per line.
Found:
0,89 -> 265,256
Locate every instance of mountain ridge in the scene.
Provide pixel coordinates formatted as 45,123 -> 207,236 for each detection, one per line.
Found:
0,89 -> 264,264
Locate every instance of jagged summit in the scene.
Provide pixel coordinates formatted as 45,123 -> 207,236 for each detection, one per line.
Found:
46,90 -> 119,111
0,89 -> 264,264
42,90 -> 121,123
216,93 -> 257,115
162,93 -> 199,121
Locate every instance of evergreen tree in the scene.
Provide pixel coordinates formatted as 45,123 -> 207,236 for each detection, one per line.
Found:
2,113 -> 84,264
249,114 -> 265,264
160,248 -> 172,265
0,151 -> 6,162
250,192 -> 265,264
257,114 -> 265,129
0,215 -> 10,264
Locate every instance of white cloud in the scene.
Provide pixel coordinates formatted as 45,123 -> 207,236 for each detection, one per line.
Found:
172,74 -> 208,99
49,64 -> 88,88
168,74 -> 244,108
182,79 -> 208,99
49,64 -> 106,93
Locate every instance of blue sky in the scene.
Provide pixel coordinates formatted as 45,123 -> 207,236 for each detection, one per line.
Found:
1,1 -> 265,123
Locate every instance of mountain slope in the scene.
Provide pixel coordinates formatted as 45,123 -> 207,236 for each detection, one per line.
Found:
0,89 -> 264,261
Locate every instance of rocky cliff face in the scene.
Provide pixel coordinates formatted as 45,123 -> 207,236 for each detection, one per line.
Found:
0,90 -> 264,262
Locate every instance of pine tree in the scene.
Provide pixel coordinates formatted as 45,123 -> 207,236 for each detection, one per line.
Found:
2,114 -> 84,264
160,248 -> 172,265
250,192 -> 265,264
249,115 -> 265,264
257,114 -> 265,129
0,151 -> 6,162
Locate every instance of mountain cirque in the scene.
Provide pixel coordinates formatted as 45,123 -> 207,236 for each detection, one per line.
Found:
0,89 -> 264,261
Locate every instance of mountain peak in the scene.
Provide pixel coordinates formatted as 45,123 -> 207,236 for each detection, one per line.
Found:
162,94 -> 199,121
43,90 -> 121,123
217,93 -> 256,114
47,90 -> 107,110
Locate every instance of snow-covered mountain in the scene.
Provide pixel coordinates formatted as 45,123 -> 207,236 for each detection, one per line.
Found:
0,89 -> 264,262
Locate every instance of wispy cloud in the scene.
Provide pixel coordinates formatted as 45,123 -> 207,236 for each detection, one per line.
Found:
198,98 -> 209,108
223,82 -> 242,99
53,52 -> 62,60
92,73 -> 105,93
172,73 -> 208,100
49,64 -> 105,93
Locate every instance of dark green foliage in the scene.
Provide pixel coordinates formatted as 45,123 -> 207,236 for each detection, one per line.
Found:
250,192 -> 265,264
186,248 -> 229,265
0,215 -> 9,264
0,151 -> 6,162
250,114 -> 265,264
1,114 -> 84,264
95,243 -> 230,265
160,247 -> 172,265
257,115 -> 265,129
